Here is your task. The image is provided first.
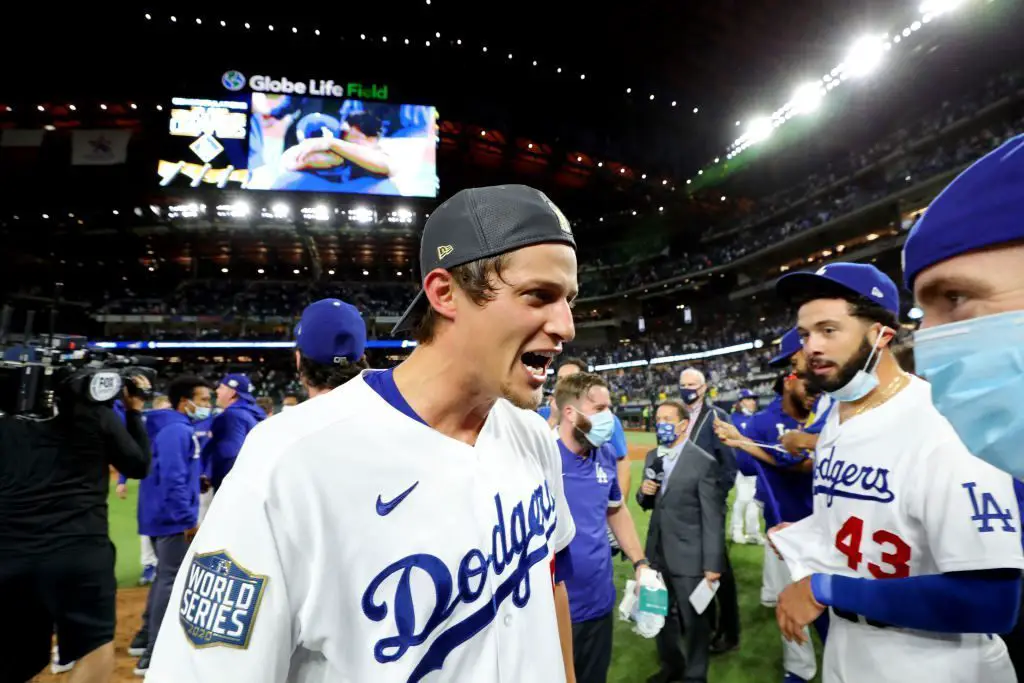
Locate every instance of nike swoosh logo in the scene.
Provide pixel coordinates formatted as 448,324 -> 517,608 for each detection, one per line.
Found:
376,482 -> 419,516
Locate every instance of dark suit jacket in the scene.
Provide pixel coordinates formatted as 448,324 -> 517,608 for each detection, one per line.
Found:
637,442 -> 725,577
687,400 -> 738,501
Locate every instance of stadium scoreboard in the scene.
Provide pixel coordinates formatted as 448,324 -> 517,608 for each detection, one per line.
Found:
158,70 -> 438,199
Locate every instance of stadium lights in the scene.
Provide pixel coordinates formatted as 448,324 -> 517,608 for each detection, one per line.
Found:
908,306 -> 924,320
272,202 -> 289,218
315,29 -> 320,35
671,101 -> 677,106
221,20 -> 226,27
301,205 -> 330,221
37,105 -> 44,111
791,82 -> 825,114
293,269 -> 300,275
257,268 -> 265,274
328,269 -> 335,275
866,233 -> 879,241
693,107 -> 699,114
44,124 -> 55,131
221,267 -> 229,274
350,207 -> 375,223
920,0 -> 965,15
844,35 -> 886,78
362,269 -> 369,276
170,15 -> 176,22
745,116 -> 775,144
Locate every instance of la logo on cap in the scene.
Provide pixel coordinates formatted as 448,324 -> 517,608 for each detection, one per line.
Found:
871,287 -> 884,298
437,244 -> 454,260
815,266 -> 828,275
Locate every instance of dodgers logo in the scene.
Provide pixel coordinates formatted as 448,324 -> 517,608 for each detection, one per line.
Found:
221,70 -> 246,92
178,551 -> 267,649
963,482 -> 1016,533
362,483 -> 558,683
813,447 -> 895,506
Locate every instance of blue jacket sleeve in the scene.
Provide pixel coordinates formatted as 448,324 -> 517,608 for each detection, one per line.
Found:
205,411 -> 249,490
155,424 -> 196,527
610,415 -> 628,460
735,450 -> 759,477
117,473 -> 127,485
812,570 -> 1022,633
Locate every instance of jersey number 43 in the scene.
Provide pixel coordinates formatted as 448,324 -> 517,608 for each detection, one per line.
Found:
835,516 -> 912,578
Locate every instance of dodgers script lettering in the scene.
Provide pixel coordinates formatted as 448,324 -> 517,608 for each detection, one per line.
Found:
361,482 -> 557,683
814,447 -> 895,506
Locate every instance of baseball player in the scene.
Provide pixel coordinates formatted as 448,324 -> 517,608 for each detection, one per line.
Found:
729,388 -> 763,545
146,184 -> 579,683
769,262 -> 1024,683
902,133 -> 1024,674
293,297 -> 369,399
202,374 -> 266,491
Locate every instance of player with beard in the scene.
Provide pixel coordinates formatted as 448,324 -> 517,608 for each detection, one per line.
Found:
767,262 -> 1023,683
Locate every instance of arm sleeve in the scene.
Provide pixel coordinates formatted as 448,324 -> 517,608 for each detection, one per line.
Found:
812,569 -> 1022,633
610,415 -> 628,460
104,408 -> 151,479
155,425 -> 197,527
734,450 -> 759,477
911,431 -> 1024,573
145,478 -> 297,682
117,473 -> 127,485
206,412 -> 248,490
699,457 -> 725,574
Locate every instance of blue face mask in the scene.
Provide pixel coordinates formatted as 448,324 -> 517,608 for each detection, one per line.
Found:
188,402 -> 212,421
680,387 -> 702,405
914,311 -> 1024,478
582,409 -> 615,448
827,328 -> 889,403
655,421 -> 678,446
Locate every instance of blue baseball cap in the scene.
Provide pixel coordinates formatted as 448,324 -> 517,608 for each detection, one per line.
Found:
295,298 -> 366,364
738,388 -> 757,400
768,328 -> 802,367
903,134 -> 1024,291
776,262 -> 900,315
220,374 -> 254,402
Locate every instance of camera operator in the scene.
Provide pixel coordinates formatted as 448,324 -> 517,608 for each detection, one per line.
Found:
0,374 -> 152,683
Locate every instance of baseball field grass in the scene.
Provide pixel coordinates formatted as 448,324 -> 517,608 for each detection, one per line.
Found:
98,431 -> 822,683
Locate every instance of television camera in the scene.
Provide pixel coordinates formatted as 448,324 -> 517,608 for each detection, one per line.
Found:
0,304 -> 158,418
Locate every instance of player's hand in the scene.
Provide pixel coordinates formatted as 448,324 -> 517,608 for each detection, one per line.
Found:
184,526 -> 199,544
640,480 -> 660,496
704,571 -> 721,588
116,483 -> 127,499
766,522 -> 792,560
713,415 -> 743,447
781,430 -> 816,455
199,475 -> 211,494
776,576 -> 824,643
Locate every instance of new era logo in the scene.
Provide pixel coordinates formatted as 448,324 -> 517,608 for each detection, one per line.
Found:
437,245 -> 454,260
871,287 -> 884,298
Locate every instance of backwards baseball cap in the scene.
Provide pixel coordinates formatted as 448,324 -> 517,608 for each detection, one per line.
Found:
776,262 -> 900,315
768,328 -> 802,367
220,373 -> 254,402
392,184 -> 577,334
903,134 -> 1024,291
295,298 -> 366,364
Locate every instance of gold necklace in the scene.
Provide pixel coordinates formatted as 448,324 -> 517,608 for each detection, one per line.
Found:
843,373 -> 910,421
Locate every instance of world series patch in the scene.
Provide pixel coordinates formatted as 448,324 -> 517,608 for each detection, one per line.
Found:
178,550 -> 268,649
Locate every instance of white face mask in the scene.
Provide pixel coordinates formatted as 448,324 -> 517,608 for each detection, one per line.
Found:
827,327 -> 890,403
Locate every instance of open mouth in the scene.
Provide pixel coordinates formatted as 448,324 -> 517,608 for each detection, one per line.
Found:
520,350 -> 556,384
809,359 -> 836,375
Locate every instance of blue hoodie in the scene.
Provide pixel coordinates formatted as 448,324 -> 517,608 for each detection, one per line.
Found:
138,409 -> 201,537
203,399 -> 266,490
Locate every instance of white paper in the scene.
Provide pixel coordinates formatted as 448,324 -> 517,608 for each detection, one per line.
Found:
688,579 -> 720,615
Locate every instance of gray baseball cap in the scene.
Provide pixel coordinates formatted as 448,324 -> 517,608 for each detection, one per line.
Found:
392,184 -> 577,334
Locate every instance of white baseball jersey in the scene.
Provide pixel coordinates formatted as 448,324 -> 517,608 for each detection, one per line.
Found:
146,373 -> 576,683
772,376 -> 1024,683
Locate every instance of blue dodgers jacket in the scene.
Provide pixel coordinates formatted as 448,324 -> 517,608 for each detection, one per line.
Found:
203,399 -> 266,490
138,409 -> 201,537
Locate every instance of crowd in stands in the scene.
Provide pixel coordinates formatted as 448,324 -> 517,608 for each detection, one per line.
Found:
100,280 -> 418,319
578,69 -> 1023,298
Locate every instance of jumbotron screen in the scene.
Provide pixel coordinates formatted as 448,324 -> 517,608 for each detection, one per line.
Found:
158,92 -> 439,198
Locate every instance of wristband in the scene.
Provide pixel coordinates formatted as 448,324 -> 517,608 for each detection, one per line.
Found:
633,558 -> 650,571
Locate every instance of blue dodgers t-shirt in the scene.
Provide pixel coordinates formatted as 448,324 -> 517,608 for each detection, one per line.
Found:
558,439 -> 623,623
736,397 -> 813,528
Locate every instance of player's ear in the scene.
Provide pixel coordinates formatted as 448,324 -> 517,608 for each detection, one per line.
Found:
423,268 -> 458,324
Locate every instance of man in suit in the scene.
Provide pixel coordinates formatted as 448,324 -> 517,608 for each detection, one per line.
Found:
638,399 -> 725,683
678,367 -> 740,653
